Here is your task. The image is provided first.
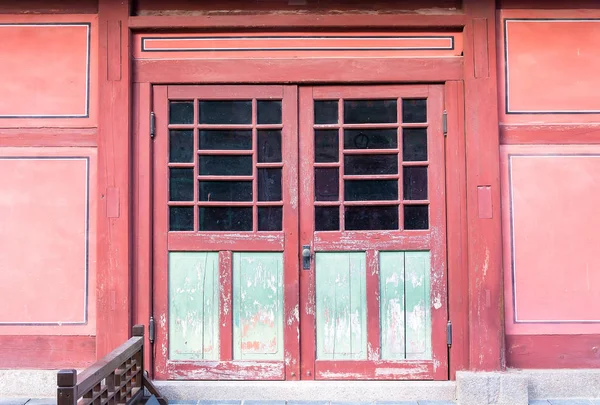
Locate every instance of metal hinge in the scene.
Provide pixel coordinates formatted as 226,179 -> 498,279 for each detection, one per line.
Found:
442,110 -> 448,136
150,112 -> 156,138
149,316 -> 156,344
447,320 -> 452,347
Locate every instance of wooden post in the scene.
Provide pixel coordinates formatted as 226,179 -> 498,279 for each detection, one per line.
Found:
463,0 -> 505,371
57,369 -> 78,405
96,0 -> 133,357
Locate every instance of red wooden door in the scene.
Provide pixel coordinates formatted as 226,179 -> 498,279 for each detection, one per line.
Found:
152,85 -> 300,380
298,85 -> 448,380
151,84 -> 448,380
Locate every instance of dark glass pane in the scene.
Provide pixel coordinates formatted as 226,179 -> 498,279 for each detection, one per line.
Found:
344,129 -> 397,150
169,130 -> 194,163
345,180 -> 398,201
199,207 -> 252,231
315,168 -> 339,202
258,206 -> 283,231
402,99 -> 427,123
315,206 -> 340,231
314,100 -> 338,124
199,155 -> 252,176
169,101 -> 194,125
344,100 -> 397,124
344,155 -> 398,175
258,130 -> 282,163
199,130 -> 252,150
199,181 -> 252,202
169,168 -> 194,201
170,206 -> 194,231
258,169 -> 282,201
404,205 -> 429,230
199,101 -> 252,124
345,206 -> 399,231
403,167 -> 428,200
403,128 -> 428,161
315,130 -> 339,163
257,100 -> 282,124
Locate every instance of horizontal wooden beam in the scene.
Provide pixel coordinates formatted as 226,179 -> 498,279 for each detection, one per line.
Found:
507,334 -> 600,368
0,335 -> 96,369
135,57 -> 463,84
0,128 -> 97,147
500,124 -> 600,144
129,13 -> 467,30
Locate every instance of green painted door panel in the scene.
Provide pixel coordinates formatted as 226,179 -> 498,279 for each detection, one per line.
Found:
233,252 -> 284,360
404,251 -> 432,360
380,251 -> 406,360
169,252 -> 220,361
315,252 -> 367,360
380,251 -> 432,360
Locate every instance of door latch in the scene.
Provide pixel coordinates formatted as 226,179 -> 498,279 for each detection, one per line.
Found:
302,245 -> 311,270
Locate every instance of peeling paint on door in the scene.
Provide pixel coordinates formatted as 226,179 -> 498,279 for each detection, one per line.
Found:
169,252 -> 220,361
233,252 -> 284,361
379,251 -> 432,360
405,251 -> 431,360
380,251 -> 406,360
316,252 -> 367,360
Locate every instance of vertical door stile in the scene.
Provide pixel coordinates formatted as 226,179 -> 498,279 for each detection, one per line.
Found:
427,85 -> 450,380
298,86 -> 317,380
366,249 -> 382,361
219,250 -> 233,362
282,85 -> 300,380
152,85 -> 170,379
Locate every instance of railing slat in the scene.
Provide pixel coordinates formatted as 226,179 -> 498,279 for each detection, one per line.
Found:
77,337 -> 143,397
58,325 -> 167,405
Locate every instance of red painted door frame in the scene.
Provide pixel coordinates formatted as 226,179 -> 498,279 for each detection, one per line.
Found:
146,83 -> 451,380
298,85 -> 448,380
125,3 -> 504,379
152,84 -> 300,380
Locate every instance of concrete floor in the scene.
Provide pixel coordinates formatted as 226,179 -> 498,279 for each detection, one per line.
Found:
4,400 -> 600,405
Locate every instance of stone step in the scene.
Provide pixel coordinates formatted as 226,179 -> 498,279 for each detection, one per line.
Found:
154,381 -> 456,402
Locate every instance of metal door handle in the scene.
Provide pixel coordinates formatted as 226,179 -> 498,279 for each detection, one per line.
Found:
302,245 -> 311,270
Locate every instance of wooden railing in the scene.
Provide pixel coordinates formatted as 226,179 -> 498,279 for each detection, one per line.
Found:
57,325 -> 167,405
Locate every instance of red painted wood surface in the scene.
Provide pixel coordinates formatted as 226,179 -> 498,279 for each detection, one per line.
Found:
0,14 -> 98,128
507,335 -> 600,368
366,250 -> 381,366
133,0 -> 462,15
445,81 -> 469,379
96,0 -> 132,358
152,85 -> 299,380
134,58 -> 463,84
219,251 -> 234,362
500,145 -> 600,336
0,335 -> 96,369
0,148 -> 97,337
298,86 -> 316,380
129,13 -> 466,30
132,82 -> 153,375
463,0 -> 504,371
0,0 -> 97,13
315,360 -> 434,380
165,361 -> 285,380
499,0 -> 600,9
500,125 -> 600,144
281,85 -> 301,381
498,10 -> 600,124
298,84 -> 448,380
134,32 -> 463,60
0,128 -> 97,147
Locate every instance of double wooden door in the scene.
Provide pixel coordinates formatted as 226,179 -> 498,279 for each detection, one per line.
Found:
152,84 -> 448,380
